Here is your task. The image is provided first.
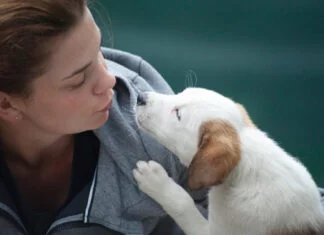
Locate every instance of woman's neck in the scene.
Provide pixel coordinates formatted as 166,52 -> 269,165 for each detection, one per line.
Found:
0,120 -> 74,168
0,120 -> 76,211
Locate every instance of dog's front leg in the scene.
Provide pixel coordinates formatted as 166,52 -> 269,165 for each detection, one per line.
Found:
133,160 -> 209,235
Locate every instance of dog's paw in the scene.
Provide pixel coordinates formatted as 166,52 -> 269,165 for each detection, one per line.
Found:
133,160 -> 172,200
134,161 -> 198,216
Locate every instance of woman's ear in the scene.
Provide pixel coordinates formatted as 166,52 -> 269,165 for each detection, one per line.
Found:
188,120 -> 241,190
0,92 -> 22,122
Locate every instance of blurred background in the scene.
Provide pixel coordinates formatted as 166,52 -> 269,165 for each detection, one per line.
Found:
92,1 -> 324,185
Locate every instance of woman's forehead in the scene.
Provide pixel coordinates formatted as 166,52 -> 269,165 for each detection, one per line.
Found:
44,8 -> 100,80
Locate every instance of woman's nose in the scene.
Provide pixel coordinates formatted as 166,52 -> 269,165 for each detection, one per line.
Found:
93,69 -> 116,95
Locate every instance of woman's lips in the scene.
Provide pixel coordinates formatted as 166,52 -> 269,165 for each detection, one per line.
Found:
98,99 -> 113,112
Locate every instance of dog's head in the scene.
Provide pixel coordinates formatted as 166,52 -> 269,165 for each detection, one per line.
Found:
136,88 -> 248,190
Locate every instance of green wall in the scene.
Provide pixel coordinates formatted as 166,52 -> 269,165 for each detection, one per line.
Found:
93,1 -> 324,185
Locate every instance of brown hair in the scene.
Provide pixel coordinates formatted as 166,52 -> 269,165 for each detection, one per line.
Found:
0,0 -> 86,97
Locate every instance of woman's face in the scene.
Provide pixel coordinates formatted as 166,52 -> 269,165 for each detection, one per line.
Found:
14,8 -> 116,135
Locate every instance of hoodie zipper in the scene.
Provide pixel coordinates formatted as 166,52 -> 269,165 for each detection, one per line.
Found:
46,167 -> 98,235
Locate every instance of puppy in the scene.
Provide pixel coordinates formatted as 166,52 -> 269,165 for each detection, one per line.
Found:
133,88 -> 324,235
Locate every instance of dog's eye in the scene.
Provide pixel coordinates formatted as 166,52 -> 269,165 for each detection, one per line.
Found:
175,108 -> 181,121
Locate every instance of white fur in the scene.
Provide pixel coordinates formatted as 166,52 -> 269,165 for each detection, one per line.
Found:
133,87 -> 324,235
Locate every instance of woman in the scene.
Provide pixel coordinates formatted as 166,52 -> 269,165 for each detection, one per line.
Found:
0,0 -> 206,234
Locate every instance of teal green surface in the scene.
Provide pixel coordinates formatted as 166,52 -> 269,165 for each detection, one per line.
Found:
93,1 -> 324,185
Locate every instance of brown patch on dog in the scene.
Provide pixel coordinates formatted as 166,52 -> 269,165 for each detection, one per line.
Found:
188,120 -> 241,190
236,103 -> 257,128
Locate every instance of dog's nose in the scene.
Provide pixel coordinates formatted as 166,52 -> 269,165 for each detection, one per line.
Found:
137,93 -> 147,106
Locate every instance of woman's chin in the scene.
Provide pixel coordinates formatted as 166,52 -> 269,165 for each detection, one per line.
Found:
91,110 -> 110,130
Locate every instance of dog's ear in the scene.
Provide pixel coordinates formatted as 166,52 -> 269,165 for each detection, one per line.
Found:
236,103 -> 256,128
188,120 -> 241,190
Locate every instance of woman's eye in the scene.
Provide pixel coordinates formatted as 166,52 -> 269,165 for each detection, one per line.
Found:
69,75 -> 86,89
175,108 -> 181,121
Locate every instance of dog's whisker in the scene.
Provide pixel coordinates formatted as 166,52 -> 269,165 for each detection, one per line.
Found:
184,69 -> 198,88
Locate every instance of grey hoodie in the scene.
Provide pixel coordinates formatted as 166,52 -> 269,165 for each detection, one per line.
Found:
0,48 -> 206,235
